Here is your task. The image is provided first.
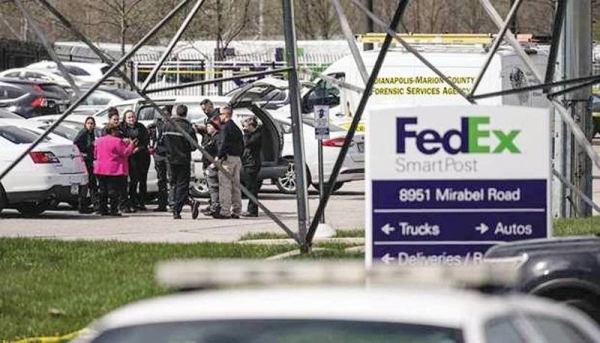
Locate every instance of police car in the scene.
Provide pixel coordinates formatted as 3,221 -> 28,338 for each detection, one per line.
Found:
69,261 -> 600,343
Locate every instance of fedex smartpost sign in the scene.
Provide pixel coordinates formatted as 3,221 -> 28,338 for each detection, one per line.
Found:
366,106 -> 551,267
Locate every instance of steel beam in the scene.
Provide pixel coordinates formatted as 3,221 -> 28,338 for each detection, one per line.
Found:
479,0 -> 544,82
469,0 -> 523,97
14,0 -> 82,97
332,0 -> 369,84
140,0 -> 206,92
548,79 -> 598,98
553,169 -> 600,214
306,0 -> 410,245
145,68 -> 292,94
283,0 -> 311,250
472,74 -> 600,100
545,0 -> 567,88
351,0 -> 475,104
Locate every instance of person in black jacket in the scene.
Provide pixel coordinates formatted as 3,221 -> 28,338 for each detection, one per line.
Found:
73,116 -> 97,214
199,118 -> 222,217
121,110 -> 151,212
215,106 -> 244,219
241,116 -> 262,217
164,104 -> 198,219
148,105 -> 172,212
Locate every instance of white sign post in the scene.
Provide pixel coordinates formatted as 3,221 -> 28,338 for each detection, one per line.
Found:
313,105 -> 335,238
366,105 -> 551,267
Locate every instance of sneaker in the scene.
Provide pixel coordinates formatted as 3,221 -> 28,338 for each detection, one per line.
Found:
212,213 -> 231,219
173,211 -> 182,220
241,212 -> 258,217
153,207 -> 168,212
191,201 -> 200,220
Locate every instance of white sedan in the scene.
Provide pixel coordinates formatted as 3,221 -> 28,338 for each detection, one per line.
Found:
275,118 -> 364,194
0,119 -> 88,216
70,261 -> 600,343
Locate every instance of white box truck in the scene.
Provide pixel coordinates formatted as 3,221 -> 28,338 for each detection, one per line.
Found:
298,34 -> 550,127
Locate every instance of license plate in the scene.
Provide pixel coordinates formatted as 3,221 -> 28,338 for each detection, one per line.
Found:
356,142 -> 364,152
70,184 -> 79,195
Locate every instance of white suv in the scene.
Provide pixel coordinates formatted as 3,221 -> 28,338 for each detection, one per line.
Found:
0,119 -> 88,216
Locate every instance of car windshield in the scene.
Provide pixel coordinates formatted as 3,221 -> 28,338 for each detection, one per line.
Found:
90,320 -> 463,343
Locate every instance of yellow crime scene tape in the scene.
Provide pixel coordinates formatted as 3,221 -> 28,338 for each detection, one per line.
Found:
8,329 -> 86,343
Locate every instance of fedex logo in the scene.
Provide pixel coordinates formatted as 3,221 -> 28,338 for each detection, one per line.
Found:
396,116 -> 521,155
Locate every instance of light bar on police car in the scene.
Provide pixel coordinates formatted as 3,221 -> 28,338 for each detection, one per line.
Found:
156,260 -> 518,290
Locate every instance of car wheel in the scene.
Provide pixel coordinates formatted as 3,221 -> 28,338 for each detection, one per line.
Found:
16,201 -> 49,217
276,158 -> 311,194
0,182 -> 6,213
190,178 -> 210,198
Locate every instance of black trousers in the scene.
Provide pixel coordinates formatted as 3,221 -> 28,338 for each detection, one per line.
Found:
155,157 -> 170,209
79,159 -> 97,210
242,166 -> 260,214
128,152 -> 150,207
98,175 -> 127,214
170,163 -> 190,215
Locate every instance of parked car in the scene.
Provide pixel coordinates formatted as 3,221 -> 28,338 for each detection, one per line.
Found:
0,67 -> 92,89
0,108 -> 22,119
64,86 -> 141,116
224,77 -> 314,115
274,117 -> 364,194
485,236 -> 600,324
26,61 -> 111,85
69,261 -> 600,343
0,78 -> 71,118
0,119 -> 88,216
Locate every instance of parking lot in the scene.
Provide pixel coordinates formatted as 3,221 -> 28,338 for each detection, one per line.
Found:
0,182 -> 365,243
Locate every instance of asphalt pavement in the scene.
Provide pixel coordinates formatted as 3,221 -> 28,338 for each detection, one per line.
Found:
0,182 -> 365,243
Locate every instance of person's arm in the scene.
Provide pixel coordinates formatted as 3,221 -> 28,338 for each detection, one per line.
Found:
115,139 -> 136,157
73,129 -> 86,151
189,124 -> 198,152
245,130 -> 262,149
217,123 -> 231,158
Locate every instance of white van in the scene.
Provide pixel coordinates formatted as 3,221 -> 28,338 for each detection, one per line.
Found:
300,36 -> 550,126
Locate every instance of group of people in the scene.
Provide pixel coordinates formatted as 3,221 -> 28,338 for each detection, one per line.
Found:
193,99 -> 263,219
72,98 -> 263,220
73,107 -> 150,216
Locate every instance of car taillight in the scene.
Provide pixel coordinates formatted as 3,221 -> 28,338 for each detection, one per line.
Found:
31,96 -> 47,108
29,151 -> 59,164
322,137 -> 346,148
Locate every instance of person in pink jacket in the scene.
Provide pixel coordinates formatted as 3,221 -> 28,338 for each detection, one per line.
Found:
94,122 -> 138,216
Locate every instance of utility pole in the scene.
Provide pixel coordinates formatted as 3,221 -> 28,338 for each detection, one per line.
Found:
558,0 -> 593,217
282,0 -> 311,252
364,0 -> 374,50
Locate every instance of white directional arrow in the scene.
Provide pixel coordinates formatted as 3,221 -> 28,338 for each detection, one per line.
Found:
475,223 -> 490,235
381,223 -> 395,235
381,253 -> 396,265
